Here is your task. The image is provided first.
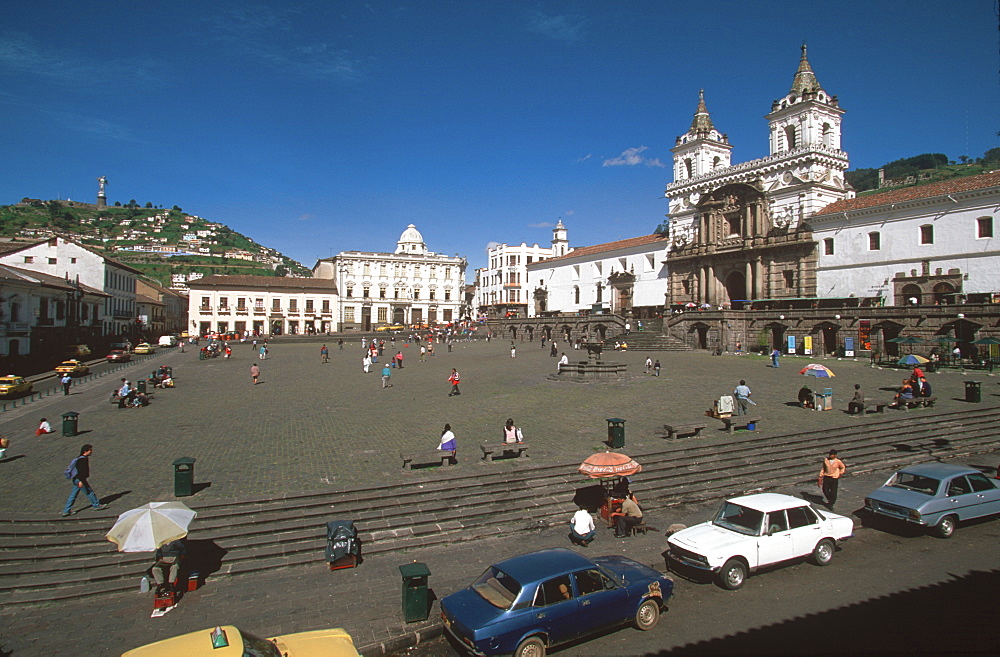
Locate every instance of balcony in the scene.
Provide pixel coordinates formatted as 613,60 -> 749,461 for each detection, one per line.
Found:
199,306 -> 212,315
253,307 -> 266,314
236,308 -> 249,315
217,306 -> 231,314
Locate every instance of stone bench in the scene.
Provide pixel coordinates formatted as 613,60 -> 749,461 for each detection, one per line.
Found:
663,423 -> 707,439
400,450 -> 455,470
481,443 -> 529,461
900,396 -> 937,410
718,416 -> 761,433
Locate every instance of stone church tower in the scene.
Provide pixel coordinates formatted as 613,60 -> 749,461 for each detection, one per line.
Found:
664,46 -> 851,306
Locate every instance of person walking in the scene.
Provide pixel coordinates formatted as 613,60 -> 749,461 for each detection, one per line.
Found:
362,354 -> 371,373
771,348 -> 780,368
250,363 -> 260,385
338,338 -> 344,350
381,363 -> 392,389
644,357 -> 652,374
653,359 -> 661,377
448,368 -> 461,396
395,351 -> 404,369
734,380 -> 753,416
847,384 -> 865,415
320,344 -> 329,363
61,444 -> 108,516
259,344 -> 267,360
61,373 -> 72,396
510,342 -> 516,358
818,450 -> 847,509
419,345 -> 426,362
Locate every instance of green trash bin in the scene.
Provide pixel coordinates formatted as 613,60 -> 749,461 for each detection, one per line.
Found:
61,411 -> 79,437
173,457 -> 196,497
399,562 -> 431,622
136,380 -> 147,394
964,381 -> 982,403
606,418 -> 626,448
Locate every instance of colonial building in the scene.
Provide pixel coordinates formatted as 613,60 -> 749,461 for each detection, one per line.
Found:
810,170 -> 1000,305
0,236 -> 141,337
474,222 -> 570,318
186,275 -> 339,336
664,46 -> 852,307
0,264 -> 106,369
137,278 -> 188,335
312,225 -> 467,330
525,224 -> 670,318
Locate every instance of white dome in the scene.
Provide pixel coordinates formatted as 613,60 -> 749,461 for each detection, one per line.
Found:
395,224 -> 427,254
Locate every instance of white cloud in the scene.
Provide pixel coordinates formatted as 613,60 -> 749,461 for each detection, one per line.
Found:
528,222 -> 554,229
0,31 -> 163,87
576,153 -> 592,163
602,146 -> 665,168
295,213 -> 315,221
526,10 -> 588,42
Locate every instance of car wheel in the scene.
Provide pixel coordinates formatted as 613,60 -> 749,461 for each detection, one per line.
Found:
634,598 -> 660,631
717,559 -> 747,590
812,538 -> 835,566
514,637 -> 546,657
933,515 -> 957,539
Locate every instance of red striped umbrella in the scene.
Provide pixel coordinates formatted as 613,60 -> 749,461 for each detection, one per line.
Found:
578,451 -> 642,478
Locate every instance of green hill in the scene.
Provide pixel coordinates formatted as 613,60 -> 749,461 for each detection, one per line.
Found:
0,200 -> 310,285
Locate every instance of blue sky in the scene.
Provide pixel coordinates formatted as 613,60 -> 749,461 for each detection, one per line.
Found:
1,1 -> 996,274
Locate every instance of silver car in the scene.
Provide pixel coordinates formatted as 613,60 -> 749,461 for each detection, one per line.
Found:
864,463 -> 1000,538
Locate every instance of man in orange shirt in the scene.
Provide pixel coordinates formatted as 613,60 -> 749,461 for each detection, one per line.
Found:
818,449 -> 847,510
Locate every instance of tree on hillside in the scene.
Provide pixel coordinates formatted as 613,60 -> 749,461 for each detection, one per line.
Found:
984,147 -> 1000,163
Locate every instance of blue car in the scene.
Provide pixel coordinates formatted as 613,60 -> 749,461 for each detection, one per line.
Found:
440,547 -> 672,657
864,463 -> 1000,538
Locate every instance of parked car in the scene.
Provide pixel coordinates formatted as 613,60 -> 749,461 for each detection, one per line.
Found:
54,360 -> 89,376
64,344 -> 91,358
121,624 -> 359,656
440,547 -> 672,657
666,493 -> 854,590
158,335 -> 178,347
0,375 -> 33,398
106,349 -> 131,363
133,343 -> 155,354
375,324 -> 404,332
864,463 -> 1000,538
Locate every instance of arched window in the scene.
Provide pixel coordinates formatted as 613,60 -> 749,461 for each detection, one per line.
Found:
684,158 -> 693,178
573,286 -> 580,304
784,125 -> 797,150
821,123 -> 832,148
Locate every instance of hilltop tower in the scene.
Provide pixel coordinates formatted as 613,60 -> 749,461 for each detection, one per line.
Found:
96,176 -> 108,208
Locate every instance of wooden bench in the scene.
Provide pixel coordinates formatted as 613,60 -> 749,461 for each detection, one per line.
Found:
718,416 -> 761,433
481,443 -> 530,461
631,520 -> 649,536
400,450 -> 455,470
663,423 -> 708,439
900,396 -> 936,410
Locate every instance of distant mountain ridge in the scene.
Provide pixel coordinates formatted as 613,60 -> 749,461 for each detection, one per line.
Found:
0,198 -> 310,286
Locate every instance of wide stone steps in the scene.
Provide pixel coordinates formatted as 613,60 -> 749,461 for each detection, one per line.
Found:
2,407 -> 998,606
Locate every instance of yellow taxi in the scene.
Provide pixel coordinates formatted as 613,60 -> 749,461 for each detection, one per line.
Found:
375,324 -> 404,332
54,360 -> 89,376
133,342 -> 156,354
0,375 -> 33,398
121,624 -> 359,657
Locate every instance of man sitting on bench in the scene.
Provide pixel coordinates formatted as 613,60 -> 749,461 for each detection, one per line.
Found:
610,494 -> 643,538
148,538 -> 185,594
847,384 -> 865,415
918,376 -> 932,398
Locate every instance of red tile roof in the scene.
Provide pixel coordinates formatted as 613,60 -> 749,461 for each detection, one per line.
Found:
815,170 -> 1000,216
186,275 -> 338,290
527,234 -> 669,267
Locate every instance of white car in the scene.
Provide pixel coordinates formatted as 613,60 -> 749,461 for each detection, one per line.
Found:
666,493 -> 854,590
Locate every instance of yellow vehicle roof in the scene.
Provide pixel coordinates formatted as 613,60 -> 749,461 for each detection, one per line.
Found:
121,625 -> 359,657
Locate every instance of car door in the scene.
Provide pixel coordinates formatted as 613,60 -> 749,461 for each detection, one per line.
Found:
571,568 -> 630,633
529,575 -> 581,646
757,510 -> 795,566
965,473 -> 1000,518
944,475 -> 979,519
787,505 -> 823,556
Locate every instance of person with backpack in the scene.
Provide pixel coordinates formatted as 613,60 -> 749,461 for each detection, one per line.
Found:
448,368 -> 461,396
62,444 -> 108,517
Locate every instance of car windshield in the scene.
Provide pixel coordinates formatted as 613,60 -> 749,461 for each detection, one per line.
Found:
712,501 -> 764,536
889,472 -> 940,495
239,631 -> 282,657
471,566 -> 522,609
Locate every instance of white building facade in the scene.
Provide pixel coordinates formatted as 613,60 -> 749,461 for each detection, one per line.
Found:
186,275 -> 339,336
0,237 -> 140,337
664,46 -> 852,305
526,231 -> 670,318
312,225 -> 467,330
474,222 -> 570,318
810,170 -> 1000,305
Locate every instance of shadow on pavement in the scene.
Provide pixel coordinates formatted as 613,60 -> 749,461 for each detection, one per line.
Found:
649,568 -> 1000,656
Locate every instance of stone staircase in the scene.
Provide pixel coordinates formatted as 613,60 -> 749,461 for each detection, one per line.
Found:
2,407 -> 998,607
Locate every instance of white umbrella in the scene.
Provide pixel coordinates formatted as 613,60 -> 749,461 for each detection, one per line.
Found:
106,501 -> 196,553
